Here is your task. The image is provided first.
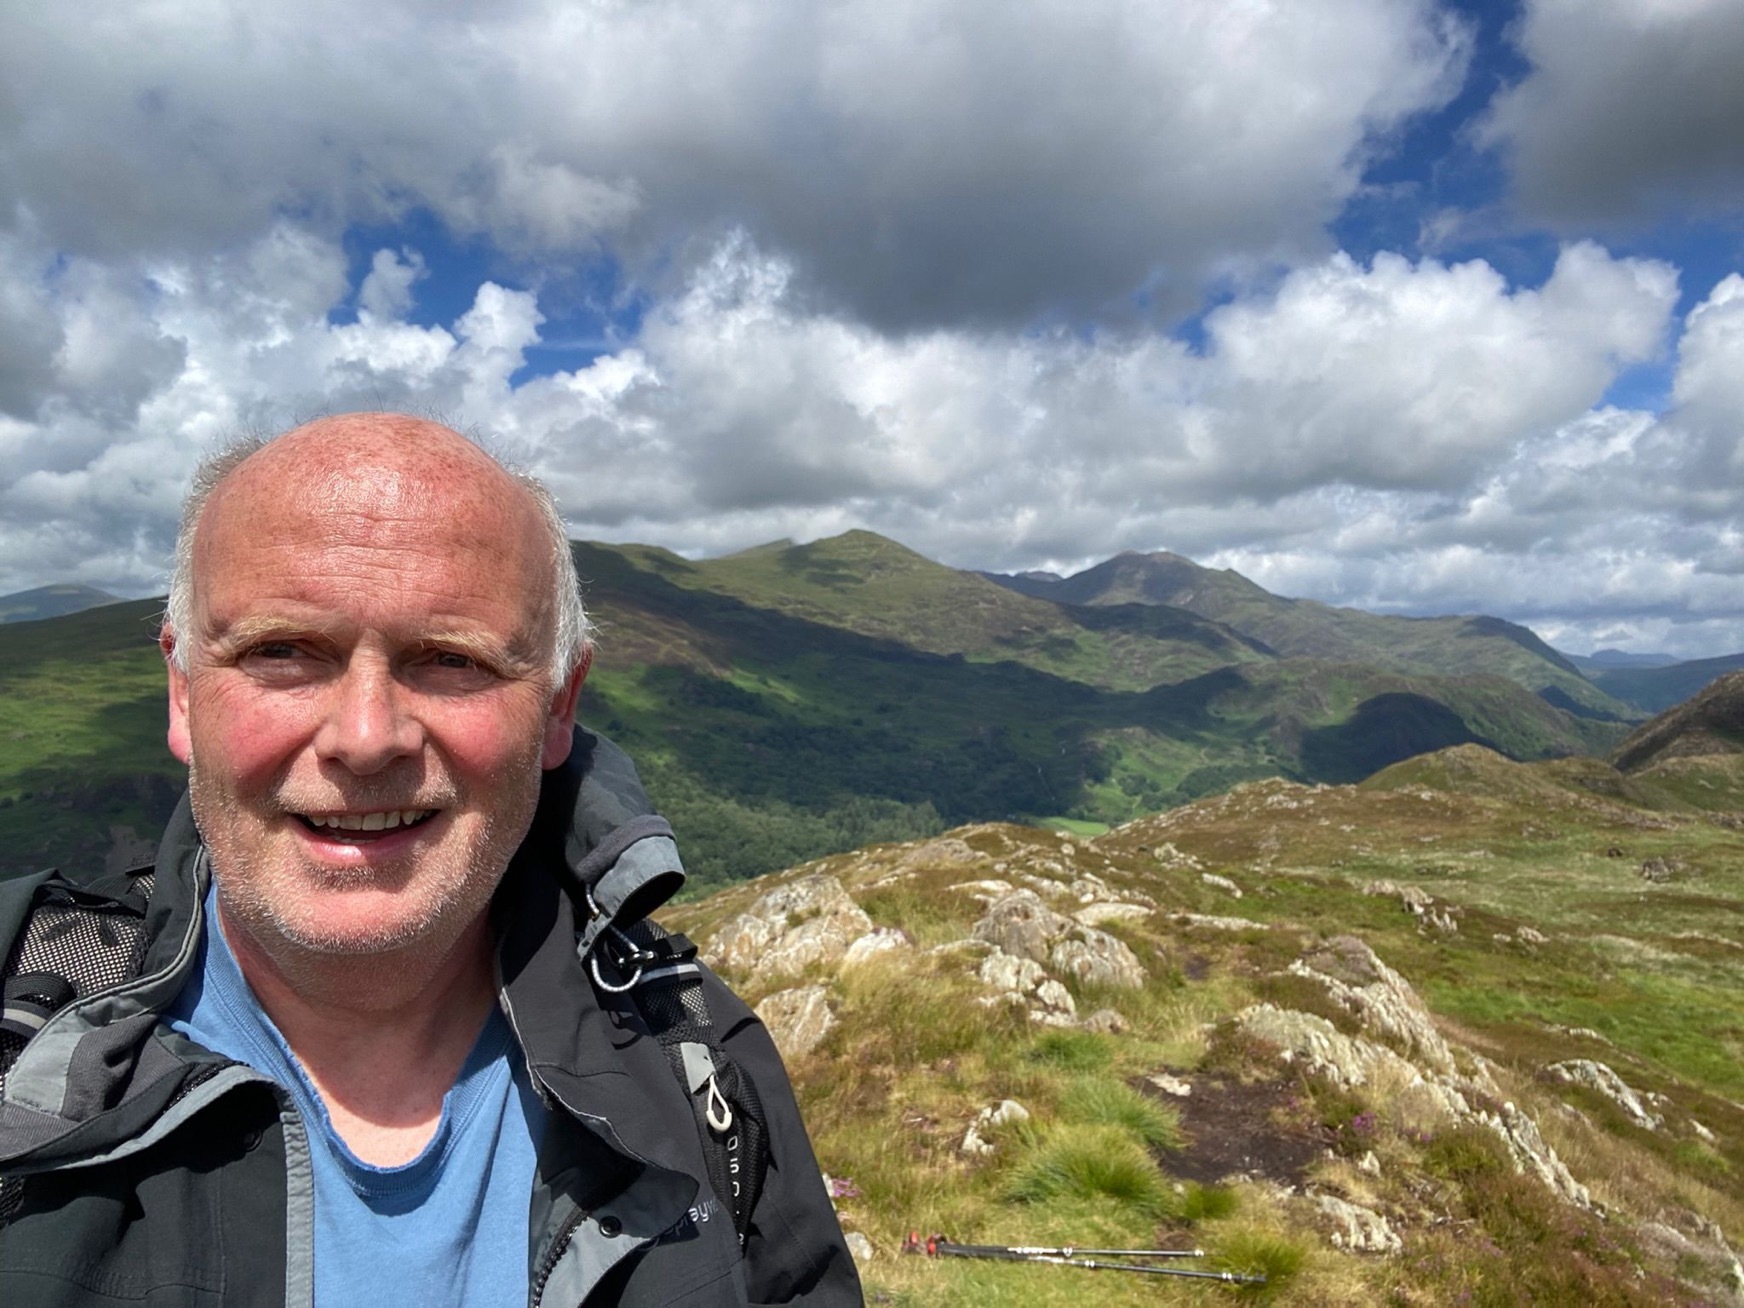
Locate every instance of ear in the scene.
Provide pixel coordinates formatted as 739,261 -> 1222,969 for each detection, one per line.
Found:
163,628 -> 193,765
541,646 -> 592,769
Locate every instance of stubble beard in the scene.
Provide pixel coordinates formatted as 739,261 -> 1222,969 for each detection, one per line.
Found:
187,753 -> 542,988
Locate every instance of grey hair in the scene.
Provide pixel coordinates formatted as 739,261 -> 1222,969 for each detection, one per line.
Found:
164,427 -> 593,680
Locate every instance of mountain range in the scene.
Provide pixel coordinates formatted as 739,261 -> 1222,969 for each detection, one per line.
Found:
1,533 -> 1739,889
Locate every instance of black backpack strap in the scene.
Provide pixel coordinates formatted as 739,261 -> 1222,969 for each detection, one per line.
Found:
0,873 -> 152,1080
1,869 -> 153,1224
538,727 -> 770,1244
606,920 -> 770,1247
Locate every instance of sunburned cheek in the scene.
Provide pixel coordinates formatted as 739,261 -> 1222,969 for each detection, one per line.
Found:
190,690 -> 322,777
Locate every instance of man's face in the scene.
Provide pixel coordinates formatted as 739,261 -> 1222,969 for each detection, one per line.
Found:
166,431 -> 581,962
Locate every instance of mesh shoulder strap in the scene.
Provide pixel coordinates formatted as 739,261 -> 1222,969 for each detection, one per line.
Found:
0,872 -> 153,1223
1,874 -> 152,1082
605,920 -> 769,1246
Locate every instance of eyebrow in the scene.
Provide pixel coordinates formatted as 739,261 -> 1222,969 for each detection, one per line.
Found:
203,616 -> 546,678
413,629 -> 547,678
203,615 -> 345,660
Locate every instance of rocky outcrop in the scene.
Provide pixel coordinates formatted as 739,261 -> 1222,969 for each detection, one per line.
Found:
1237,1001 -> 1590,1210
843,927 -> 912,966
1072,902 -> 1151,927
972,890 -> 1075,961
972,890 -> 1148,989
706,874 -> 875,981
977,949 -> 1077,1024
1476,1101 -> 1591,1209
1360,880 -> 1459,933
1638,1215 -> 1744,1305
1314,1193 -> 1402,1255
1169,912 -> 1269,931
756,986 -> 836,1058
1234,1004 -> 1471,1118
1290,936 -> 1460,1077
1545,1060 -> 1664,1130
1050,930 -> 1147,989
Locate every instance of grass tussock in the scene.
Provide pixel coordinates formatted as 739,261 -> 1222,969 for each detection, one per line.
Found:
1023,1028 -> 1113,1072
1057,1076 -> 1182,1151
1004,1124 -> 1171,1217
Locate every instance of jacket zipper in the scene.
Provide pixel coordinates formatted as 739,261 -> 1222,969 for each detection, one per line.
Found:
530,1206 -> 588,1307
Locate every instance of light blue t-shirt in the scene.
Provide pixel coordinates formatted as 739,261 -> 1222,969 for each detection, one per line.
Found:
164,885 -> 545,1308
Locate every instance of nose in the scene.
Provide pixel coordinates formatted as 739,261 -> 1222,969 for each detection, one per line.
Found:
313,658 -> 424,774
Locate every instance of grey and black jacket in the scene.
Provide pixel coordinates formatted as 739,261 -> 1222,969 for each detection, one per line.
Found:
0,730 -> 862,1306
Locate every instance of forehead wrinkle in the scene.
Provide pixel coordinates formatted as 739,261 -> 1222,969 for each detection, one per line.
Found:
186,417 -> 561,663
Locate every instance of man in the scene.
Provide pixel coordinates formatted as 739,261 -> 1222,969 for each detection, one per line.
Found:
0,414 -> 861,1305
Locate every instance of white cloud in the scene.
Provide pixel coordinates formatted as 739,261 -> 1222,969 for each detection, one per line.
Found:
0,219 -> 1737,656
1480,0 -> 1744,225
0,0 -> 1469,327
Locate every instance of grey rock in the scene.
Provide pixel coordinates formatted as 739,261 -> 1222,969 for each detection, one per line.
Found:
843,927 -> 912,966
1170,912 -> 1268,931
978,949 -> 1047,996
1072,902 -> 1152,927
973,890 -> 1076,963
1080,1007 -> 1128,1034
1545,1059 -> 1663,1131
1314,1193 -> 1401,1255
1050,927 -> 1147,989
960,1098 -> 1030,1156
1034,979 -> 1077,1015
1201,873 -> 1243,899
755,986 -> 836,1059
707,874 -> 873,981
1290,937 -> 1459,1077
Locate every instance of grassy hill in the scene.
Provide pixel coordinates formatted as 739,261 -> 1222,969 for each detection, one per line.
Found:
986,551 -> 1634,721
0,583 -> 121,624
565,539 -> 1630,888
662,745 -> 1744,1303
0,536 -> 1634,890
1611,670 -> 1744,774
601,531 -> 1274,692
1592,653 -> 1744,714
0,598 -> 183,878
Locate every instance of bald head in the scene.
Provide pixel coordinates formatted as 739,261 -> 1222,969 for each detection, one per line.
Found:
166,415 -> 589,678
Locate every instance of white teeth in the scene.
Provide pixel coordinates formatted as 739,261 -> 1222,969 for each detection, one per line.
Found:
308,810 -> 432,832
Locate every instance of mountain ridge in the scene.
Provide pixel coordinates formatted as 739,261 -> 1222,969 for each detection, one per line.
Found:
5,530 -> 1734,890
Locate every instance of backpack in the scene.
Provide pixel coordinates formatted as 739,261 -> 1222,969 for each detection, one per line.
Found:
0,728 -> 769,1245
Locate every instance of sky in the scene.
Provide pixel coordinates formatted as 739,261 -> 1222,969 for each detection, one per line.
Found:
3,0 -> 1743,658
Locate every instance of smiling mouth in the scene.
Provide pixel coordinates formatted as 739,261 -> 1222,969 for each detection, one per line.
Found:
296,809 -> 439,837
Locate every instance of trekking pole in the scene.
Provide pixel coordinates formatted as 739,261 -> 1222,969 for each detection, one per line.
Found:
903,1233 -> 1268,1285
923,1238 -> 1207,1259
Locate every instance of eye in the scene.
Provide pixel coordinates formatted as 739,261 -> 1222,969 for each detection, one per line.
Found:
432,650 -> 477,670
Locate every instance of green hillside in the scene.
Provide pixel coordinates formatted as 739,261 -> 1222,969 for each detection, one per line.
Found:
1592,652 -> 1744,713
0,539 -> 1632,891
0,599 -> 184,878
566,541 -> 1628,888
664,745 -> 1744,1304
986,550 -> 1635,721
0,583 -> 121,624
610,531 -> 1273,692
